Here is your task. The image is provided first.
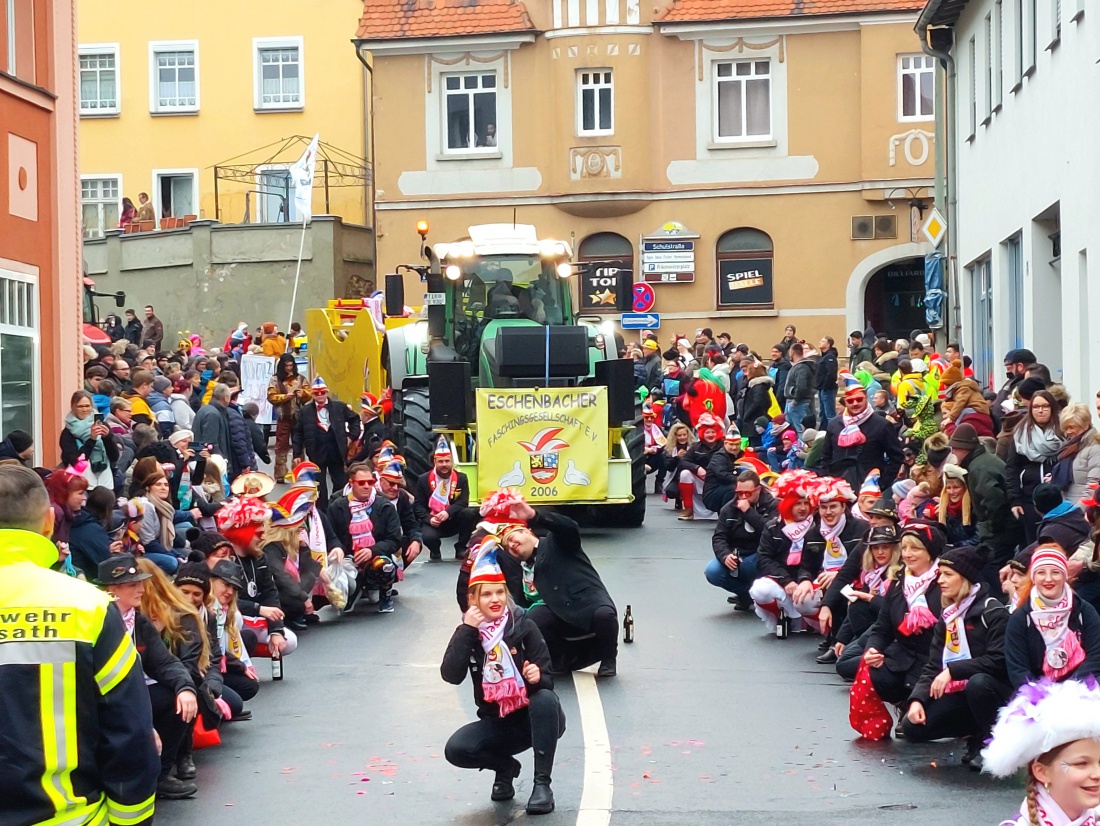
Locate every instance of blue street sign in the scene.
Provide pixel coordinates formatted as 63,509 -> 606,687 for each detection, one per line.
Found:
642,240 -> 694,252
620,312 -> 660,329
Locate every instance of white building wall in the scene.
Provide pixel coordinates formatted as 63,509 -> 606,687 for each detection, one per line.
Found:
951,0 -> 1100,403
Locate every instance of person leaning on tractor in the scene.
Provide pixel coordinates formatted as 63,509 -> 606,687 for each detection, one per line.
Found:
414,436 -> 477,562
0,463 -> 160,826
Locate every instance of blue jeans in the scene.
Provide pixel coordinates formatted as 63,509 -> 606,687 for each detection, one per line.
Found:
818,389 -> 837,427
704,554 -> 758,599
785,400 -> 811,434
143,552 -> 179,575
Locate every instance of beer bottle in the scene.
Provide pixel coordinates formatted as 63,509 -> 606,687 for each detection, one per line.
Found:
271,649 -> 283,681
623,605 -> 634,644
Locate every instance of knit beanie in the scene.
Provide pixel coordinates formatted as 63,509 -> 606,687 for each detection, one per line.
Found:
153,376 -> 173,394
174,562 -> 211,598
1016,377 -> 1046,401
900,519 -> 947,559
938,545 -> 987,584
190,531 -> 233,559
5,429 -> 32,453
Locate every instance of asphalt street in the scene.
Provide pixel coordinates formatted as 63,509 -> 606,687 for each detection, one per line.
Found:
157,495 -> 1023,825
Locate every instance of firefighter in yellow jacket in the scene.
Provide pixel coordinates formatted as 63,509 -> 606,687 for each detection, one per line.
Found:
0,464 -> 159,826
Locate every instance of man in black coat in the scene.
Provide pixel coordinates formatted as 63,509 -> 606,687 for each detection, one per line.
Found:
815,336 -> 839,428
501,505 -> 618,677
820,377 -> 903,494
701,425 -> 746,513
328,463 -> 404,613
292,376 -> 360,506
376,457 -> 425,567
414,437 -> 477,561
706,470 -> 777,609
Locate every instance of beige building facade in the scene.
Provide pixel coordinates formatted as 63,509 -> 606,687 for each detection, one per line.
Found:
356,0 -> 936,351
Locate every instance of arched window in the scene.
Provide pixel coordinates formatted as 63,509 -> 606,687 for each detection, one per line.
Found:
715,228 -> 773,308
578,232 -> 633,313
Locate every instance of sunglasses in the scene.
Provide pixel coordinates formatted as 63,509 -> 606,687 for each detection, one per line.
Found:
351,478 -> 375,486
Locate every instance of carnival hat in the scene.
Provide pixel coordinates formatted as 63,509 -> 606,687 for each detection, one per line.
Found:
269,486 -> 316,528
839,371 -> 866,398
311,376 -> 327,393
434,435 -> 452,458
983,678 -> 1100,778
866,524 -> 900,546
468,537 -> 508,589
378,458 -> 407,483
291,461 -> 321,488
813,477 -> 857,506
230,471 -> 276,498
859,469 -> 881,498
96,553 -> 152,586
480,488 -> 527,520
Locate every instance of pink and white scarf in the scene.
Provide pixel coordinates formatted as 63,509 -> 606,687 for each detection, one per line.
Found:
479,609 -> 529,717
782,517 -> 814,566
347,489 -> 376,553
941,588 -> 980,692
820,514 -> 849,572
837,404 -> 874,448
1030,587 -> 1086,681
861,564 -> 891,596
898,565 -> 939,636
1001,784 -> 1097,826
427,469 -> 452,515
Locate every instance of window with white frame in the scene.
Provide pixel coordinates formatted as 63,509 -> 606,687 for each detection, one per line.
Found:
1025,0 -> 1037,73
898,54 -> 935,121
994,0 -> 1003,107
0,271 -> 39,447
150,42 -> 198,113
968,38 -> 977,137
254,38 -> 302,111
577,69 -> 613,136
1014,0 -> 1024,85
1049,0 -> 1062,46
81,177 -> 120,238
79,46 -> 120,115
984,15 -> 993,119
713,60 -> 771,142
443,73 -> 498,152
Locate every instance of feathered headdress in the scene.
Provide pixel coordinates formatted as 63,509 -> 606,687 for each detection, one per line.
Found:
983,678 -> 1100,778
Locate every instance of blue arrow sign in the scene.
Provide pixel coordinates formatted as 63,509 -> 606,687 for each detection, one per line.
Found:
620,312 -> 660,329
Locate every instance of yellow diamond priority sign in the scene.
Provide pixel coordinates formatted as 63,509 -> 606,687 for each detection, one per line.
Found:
921,207 -> 947,249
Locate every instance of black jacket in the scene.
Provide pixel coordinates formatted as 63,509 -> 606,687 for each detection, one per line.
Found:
293,400 -> 360,465
327,494 -> 403,561
413,469 -> 471,518
262,541 -> 320,616
133,612 -> 195,698
226,403 -> 257,476
771,358 -> 791,408
820,410 -> 904,491
349,416 -> 393,465
124,318 -> 143,345
1036,508 -> 1092,555
821,550 -> 883,617
959,444 -> 1020,555
440,607 -> 555,720
518,511 -> 615,628
815,347 -> 839,391
798,513 -> 868,581
244,416 -> 271,466
756,518 -> 829,587
712,489 -> 777,561
741,376 -> 774,428
234,552 -> 286,638
680,439 -> 721,477
1005,594 -> 1100,688
865,574 -> 944,674
170,611 -> 225,725
59,428 -> 120,471
784,358 -> 816,403
387,489 -> 426,546
911,587 -> 1009,704
702,448 -> 744,503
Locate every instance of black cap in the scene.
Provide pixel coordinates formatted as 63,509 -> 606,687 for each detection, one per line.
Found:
1004,348 -> 1036,365
1033,483 -> 1064,517
96,553 -> 152,586
866,524 -> 900,545
209,559 -> 246,591
939,545 -> 988,584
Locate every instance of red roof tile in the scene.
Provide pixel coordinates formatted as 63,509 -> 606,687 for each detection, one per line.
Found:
356,0 -> 537,40
657,0 -> 924,23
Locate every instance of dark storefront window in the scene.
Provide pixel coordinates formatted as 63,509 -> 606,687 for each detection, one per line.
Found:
578,232 -> 633,314
716,228 -> 773,308
863,258 -> 926,342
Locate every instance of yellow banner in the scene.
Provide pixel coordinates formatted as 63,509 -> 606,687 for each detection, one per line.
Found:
476,388 -> 609,502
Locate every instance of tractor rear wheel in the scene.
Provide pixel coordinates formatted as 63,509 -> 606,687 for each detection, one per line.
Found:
393,387 -> 434,482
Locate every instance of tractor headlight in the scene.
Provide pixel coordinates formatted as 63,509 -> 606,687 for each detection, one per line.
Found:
445,265 -> 462,281
555,262 -> 573,278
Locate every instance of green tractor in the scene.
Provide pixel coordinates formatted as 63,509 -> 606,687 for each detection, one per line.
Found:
383,222 -> 645,526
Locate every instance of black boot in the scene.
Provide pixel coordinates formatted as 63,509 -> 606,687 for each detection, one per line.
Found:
491,758 -> 521,802
526,775 -> 555,815
157,772 -> 197,799
175,754 -> 197,780
597,657 -> 617,678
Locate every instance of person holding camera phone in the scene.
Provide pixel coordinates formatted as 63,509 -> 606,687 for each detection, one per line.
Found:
61,390 -> 119,489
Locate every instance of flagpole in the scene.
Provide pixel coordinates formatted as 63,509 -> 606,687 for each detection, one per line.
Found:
287,213 -> 308,336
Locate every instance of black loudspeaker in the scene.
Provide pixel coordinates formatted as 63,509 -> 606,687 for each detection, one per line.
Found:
384,273 -> 405,317
496,326 -> 589,379
614,269 -> 634,312
428,361 -> 472,427
594,358 -> 635,425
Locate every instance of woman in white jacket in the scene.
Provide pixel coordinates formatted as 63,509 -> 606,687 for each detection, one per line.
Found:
169,379 -> 196,431
1053,404 -> 1100,506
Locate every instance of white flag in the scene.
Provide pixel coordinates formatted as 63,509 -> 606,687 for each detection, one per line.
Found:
289,133 -> 319,223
